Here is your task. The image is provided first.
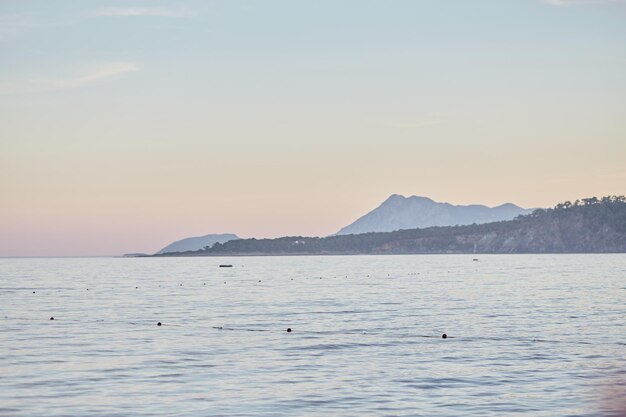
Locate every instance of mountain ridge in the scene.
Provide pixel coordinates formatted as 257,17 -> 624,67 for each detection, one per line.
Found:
156,233 -> 239,255
335,194 -> 533,235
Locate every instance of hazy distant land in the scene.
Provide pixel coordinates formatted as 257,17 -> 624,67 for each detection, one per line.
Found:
335,194 -> 532,235
156,233 -> 240,255
153,196 -> 626,256
151,195 -> 532,256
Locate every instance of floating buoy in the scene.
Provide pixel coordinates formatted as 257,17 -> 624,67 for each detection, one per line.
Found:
157,322 -> 162,326
442,333 -> 447,339
50,317 -> 54,320
32,291 -> 36,294
286,328 -> 292,333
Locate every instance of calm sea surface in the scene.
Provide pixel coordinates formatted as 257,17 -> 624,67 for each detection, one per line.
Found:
1,255 -> 625,416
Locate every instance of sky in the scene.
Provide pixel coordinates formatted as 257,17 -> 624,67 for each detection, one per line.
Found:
1,0 -> 625,256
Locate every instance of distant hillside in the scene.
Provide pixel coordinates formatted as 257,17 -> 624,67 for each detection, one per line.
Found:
336,194 -> 533,235
158,196 -> 625,256
156,233 -> 239,255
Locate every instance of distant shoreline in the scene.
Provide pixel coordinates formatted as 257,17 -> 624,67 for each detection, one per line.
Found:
2,252 -> 625,259
147,198 -> 626,257
144,251 -> 626,258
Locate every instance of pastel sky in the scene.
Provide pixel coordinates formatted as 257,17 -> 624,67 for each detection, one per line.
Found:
1,0 -> 625,256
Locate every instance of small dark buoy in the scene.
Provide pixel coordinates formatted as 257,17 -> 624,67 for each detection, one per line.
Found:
135,286 -> 139,289
157,322 -> 162,326
180,284 -> 183,286
286,328 -> 292,333
258,280 -> 261,283
33,291 -> 36,294
50,317 -> 54,320
442,333 -> 447,339
223,281 -> 226,284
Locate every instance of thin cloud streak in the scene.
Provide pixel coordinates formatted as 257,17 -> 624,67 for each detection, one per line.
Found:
0,63 -> 139,95
92,7 -> 192,18
544,0 -> 626,5
0,6 -> 192,42
0,13 -> 47,42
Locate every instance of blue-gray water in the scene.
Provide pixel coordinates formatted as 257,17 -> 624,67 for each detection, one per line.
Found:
1,255 -> 625,416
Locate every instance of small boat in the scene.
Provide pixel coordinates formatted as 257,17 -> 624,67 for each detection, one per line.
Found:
219,264 -> 233,268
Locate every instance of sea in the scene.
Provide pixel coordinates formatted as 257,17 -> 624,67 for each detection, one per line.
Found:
1,254 -> 625,416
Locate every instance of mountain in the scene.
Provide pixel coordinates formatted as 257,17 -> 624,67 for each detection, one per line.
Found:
335,194 -> 533,235
156,196 -> 625,255
156,233 -> 239,255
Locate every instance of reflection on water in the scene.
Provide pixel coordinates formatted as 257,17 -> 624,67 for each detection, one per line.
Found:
1,254 -> 625,416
